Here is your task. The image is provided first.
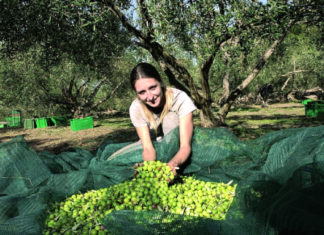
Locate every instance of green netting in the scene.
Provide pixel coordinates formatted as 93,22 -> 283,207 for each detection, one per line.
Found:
1,125 -> 324,235
100,210 -> 224,235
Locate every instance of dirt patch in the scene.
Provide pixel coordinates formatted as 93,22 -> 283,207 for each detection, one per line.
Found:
226,103 -> 323,139
1,103 -> 323,153
0,125 -> 138,154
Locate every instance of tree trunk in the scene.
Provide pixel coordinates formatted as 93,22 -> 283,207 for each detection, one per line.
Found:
281,76 -> 293,92
106,2 -> 220,127
219,38 -> 237,106
149,42 -> 218,127
216,22 -> 293,125
280,60 -> 310,91
220,73 -> 230,106
199,102 -> 219,127
107,3 -> 294,127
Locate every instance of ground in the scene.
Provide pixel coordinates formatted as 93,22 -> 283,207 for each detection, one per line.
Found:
0,117 -> 138,154
0,103 -> 323,154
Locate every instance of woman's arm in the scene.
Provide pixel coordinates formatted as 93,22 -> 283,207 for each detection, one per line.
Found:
135,126 -> 156,161
168,112 -> 194,173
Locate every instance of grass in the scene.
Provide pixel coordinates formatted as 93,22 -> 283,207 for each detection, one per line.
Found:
96,117 -> 133,128
0,102 -> 323,153
196,102 -> 323,140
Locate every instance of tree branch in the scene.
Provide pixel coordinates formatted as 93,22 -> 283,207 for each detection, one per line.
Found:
76,77 -> 91,97
200,35 -> 234,101
84,76 -> 110,106
104,1 -> 203,105
104,1 -> 149,44
67,75 -> 76,98
281,70 -> 310,77
92,76 -> 126,109
218,20 -> 296,120
138,0 -> 154,39
133,40 -> 149,50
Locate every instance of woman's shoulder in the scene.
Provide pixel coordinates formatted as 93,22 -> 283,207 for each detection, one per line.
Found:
129,98 -> 142,111
169,87 -> 188,98
169,87 -> 182,94
169,87 -> 191,101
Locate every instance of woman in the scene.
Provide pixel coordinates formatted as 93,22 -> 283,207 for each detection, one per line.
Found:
129,62 -> 197,175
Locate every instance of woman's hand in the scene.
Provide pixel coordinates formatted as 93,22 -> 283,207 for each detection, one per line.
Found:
142,148 -> 156,161
135,126 -> 156,161
133,162 -> 143,178
167,112 -> 194,177
168,161 -> 179,178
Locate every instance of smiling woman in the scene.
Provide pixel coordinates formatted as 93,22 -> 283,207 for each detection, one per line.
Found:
127,62 -> 197,176
135,78 -> 162,108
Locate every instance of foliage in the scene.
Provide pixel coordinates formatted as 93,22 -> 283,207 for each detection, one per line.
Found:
0,0 -> 130,67
255,23 -> 324,93
0,49 -> 49,117
0,47 -> 136,118
0,0 -> 133,117
0,0 -> 322,123
106,0 -> 323,126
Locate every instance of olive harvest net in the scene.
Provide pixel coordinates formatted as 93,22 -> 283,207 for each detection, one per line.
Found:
0,125 -> 324,235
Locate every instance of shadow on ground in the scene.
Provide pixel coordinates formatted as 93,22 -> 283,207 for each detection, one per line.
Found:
227,115 -> 324,140
35,128 -> 138,154
1,109 -> 323,154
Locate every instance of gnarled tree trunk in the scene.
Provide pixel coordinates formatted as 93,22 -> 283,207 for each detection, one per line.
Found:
217,25 -> 293,125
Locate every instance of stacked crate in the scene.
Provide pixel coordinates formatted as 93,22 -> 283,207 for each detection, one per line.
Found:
24,119 -> 36,129
6,110 -> 21,127
303,100 -> 324,118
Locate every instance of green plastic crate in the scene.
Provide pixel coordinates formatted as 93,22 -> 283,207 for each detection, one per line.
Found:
301,99 -> 313,105
6,117 -> 21,127
0,124 -> 5,128
50,116 -> 67,126
12,110 -> 21,116
24,119 -> 35,129
305,101 -> 324,118
35,118 -> 48,128
318,101 -> 324,119
70,116 -> 94,131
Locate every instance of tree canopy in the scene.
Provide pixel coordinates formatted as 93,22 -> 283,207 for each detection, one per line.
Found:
105,0 -> 323,126
0,0 -> 133,117
0,0 -> 323,123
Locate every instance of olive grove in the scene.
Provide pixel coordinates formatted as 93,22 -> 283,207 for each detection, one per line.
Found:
0,0 -> 132,118
104,0 -> 322,126
0,0 -> 322,123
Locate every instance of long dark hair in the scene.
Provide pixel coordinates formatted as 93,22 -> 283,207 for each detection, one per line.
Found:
130,62 -> 164,90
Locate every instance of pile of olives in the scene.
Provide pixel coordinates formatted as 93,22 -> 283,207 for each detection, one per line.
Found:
43,161 -> 236,235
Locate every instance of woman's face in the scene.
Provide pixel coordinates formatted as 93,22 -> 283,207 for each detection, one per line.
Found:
134,77 -> 163,108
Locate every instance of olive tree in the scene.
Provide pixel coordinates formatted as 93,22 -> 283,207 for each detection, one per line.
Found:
0,0 -> 132,117
103,0 -> 322,126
